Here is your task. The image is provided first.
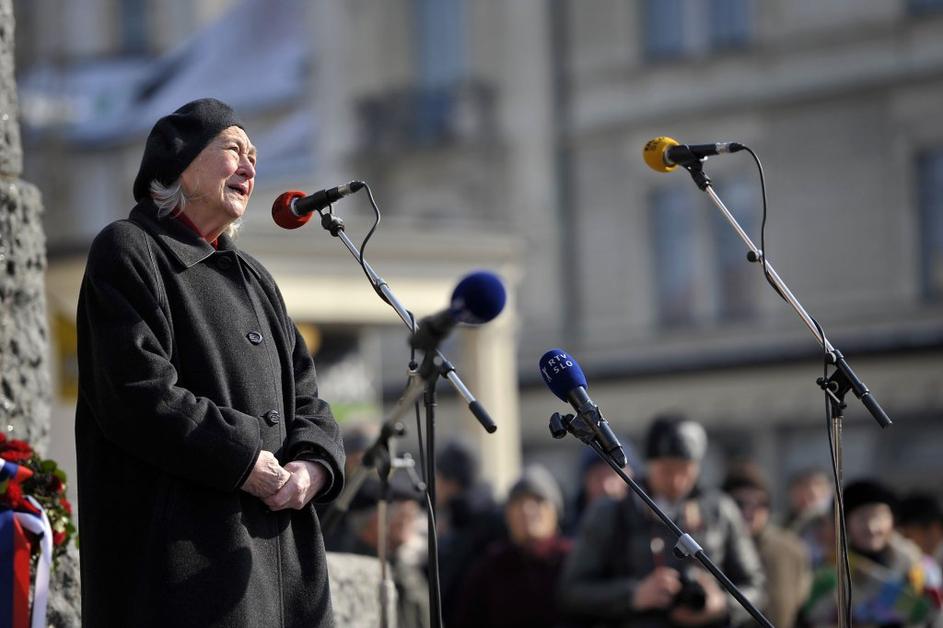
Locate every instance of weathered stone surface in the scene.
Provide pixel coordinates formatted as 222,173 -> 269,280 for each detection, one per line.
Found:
47,543 -> 82,628
327,552 -> 390,627
0,0 -> 22,177
0,178 -> 49,445
1,1 -> 79,624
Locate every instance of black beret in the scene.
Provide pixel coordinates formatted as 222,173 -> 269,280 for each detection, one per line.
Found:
132,98 -> 244,202
645,414 -> 707,461
897,493 -> 943,526
843,479 -> 897,516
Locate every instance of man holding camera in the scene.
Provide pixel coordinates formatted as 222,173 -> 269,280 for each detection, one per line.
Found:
558,414 -> 765,627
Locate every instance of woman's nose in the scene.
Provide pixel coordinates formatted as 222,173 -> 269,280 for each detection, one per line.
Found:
238,156 -> 256,180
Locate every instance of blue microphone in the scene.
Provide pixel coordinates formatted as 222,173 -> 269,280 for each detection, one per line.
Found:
539,349 -> 627,468
411,271 -> 506,351
449,271 -> 507,324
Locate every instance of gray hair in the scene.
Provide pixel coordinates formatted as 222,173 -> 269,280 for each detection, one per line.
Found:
149,178 -> 240,238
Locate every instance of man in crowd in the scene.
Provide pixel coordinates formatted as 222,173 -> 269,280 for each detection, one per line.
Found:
343,477 -> 430,628
723,462 -> 811,628
558,414 -> 765,627
564,440 -> 642,536
785,467 -> 833,567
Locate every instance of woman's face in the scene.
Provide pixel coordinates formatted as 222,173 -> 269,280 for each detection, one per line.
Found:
506,495 -> 557,546
180,126 -> 256,223
847,503 -> 894,554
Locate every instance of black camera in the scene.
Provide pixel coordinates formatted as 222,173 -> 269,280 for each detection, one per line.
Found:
673,568 -> 707,611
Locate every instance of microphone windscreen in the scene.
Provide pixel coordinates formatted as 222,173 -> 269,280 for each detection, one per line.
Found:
272,190 -> 311,229
450,271 -> 506,324
539,349 -> 587,401
643,136 -> 680,173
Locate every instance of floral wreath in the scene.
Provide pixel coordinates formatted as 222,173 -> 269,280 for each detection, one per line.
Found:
0,433 -> 76,565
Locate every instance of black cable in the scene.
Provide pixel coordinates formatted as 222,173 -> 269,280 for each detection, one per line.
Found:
743,146 -> 789,304
424,489 -> 445,628
746,146 -> 853,624
408,330 -> 428,484
355,183 -> 392,306
813,320 -> 854,627
335,180 -> 442,625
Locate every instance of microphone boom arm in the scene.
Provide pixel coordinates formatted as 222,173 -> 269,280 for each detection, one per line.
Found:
693,163 -> 891,429
314,206 -> 498,433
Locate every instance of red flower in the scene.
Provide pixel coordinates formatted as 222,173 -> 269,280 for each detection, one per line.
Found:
59,498 -> 73,516
53,531 -> 66,546
0,439 -> 33,463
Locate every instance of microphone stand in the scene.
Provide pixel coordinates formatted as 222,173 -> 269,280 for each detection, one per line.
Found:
678,157 -> 894,628
315,204 -> 495,628
322,412 -> 425,628
315,206 -> 498,433
549,412 -> 774,628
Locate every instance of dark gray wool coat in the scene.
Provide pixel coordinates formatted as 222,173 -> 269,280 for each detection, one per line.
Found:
75,201 -> 345,628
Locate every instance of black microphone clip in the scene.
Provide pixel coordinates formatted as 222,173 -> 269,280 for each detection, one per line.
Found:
291,181 -> 366,216
666,142 -> 745,168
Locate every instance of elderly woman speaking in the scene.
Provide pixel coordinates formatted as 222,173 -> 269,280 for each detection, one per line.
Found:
75,98 -> 345,628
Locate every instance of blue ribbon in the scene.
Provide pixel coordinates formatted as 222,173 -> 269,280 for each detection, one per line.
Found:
0,509 -> 15,628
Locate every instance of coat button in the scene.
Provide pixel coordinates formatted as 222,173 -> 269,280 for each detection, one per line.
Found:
247,331 -> 263,345
216,255 -> 233,270
264,410 -> 281,425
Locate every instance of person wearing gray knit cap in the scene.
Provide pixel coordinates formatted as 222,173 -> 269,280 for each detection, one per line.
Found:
454,465 -> 573,628
558,414 -> 765,628
76,98 -> 345,628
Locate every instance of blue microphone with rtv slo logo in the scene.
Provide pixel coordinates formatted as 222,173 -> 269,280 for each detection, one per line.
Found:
539,348 -> 627,468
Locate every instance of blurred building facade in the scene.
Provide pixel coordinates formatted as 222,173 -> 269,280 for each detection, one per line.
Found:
13,0 -> 943,506
521,0 -> 943,503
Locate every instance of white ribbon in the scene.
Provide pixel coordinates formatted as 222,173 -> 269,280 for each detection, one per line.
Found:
15,497 -> 53,628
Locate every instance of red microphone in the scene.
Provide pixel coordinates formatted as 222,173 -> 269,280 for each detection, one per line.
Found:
271,182 -> 365,229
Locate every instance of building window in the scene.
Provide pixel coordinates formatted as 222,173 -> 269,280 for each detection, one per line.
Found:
120,0 -> 149,54
642,0 -> 686,60
413,0 -> 466,144
917,149 -> 943,301
650,185 -> 698,327
909,0 -> 943,15
709,0 -> 752,50
415,0 -> 466,88
641,0 -> 751,61
710,177 -> 759,320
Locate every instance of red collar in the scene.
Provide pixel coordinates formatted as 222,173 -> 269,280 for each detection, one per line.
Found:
173,211 -> 219,249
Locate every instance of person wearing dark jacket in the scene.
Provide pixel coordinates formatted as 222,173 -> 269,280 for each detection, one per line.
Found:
558,414 -> 765,628
75,98 -> 345,628
455,465 -> 573,628
723,462 -> 811,628
435,439 -> 507,626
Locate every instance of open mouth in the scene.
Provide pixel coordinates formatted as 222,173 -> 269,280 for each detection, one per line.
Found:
227,184 -> 249,197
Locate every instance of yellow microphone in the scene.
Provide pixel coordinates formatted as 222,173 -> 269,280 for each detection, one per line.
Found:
643,136 -> 682,173
643,137 -> 745,173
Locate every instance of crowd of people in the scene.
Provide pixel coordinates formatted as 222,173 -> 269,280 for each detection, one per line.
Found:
332,415 -> 943,628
